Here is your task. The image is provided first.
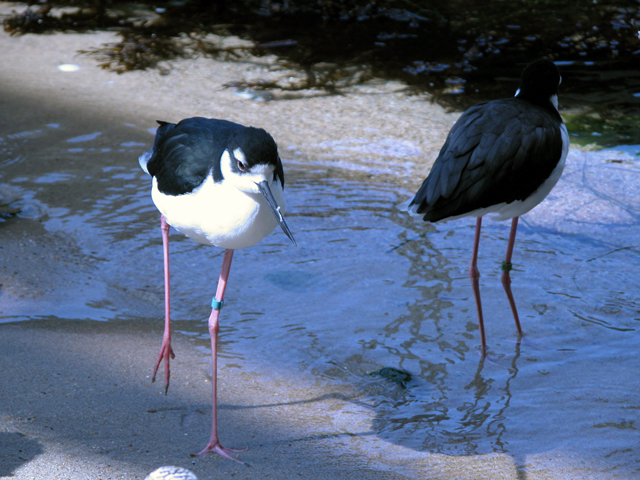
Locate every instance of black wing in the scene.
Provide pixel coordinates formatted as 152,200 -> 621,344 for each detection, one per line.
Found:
146,117 -> 244,196
410,98 -> 563,222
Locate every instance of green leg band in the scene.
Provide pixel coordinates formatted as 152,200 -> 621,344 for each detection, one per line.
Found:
211,297 -> 224,310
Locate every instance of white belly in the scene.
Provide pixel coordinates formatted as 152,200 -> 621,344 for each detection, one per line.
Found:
486,123 -> 569,221
151,176 -> 286,249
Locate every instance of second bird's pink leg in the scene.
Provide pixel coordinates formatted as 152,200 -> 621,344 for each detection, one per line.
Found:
470,217 -> 487,355
152,215 -> 175,394
198,249 -> 248,462
501,217 -> 523,337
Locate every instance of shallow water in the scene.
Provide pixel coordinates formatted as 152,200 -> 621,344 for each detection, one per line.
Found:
1,122 -> 640,477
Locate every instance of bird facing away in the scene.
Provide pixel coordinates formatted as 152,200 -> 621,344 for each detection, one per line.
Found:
409,59 -> 569,355
139,117 -> 296,462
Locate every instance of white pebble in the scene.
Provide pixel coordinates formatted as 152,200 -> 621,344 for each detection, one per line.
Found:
58,64 -> 80,72
145,466 -> 198,480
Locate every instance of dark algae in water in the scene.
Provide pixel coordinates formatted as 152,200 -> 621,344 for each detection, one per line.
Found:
3,0 -> 640,144
564,108 -> 640,150
3,3 -> 126,35
2,1 -> 639,91
370,367 -> 412,389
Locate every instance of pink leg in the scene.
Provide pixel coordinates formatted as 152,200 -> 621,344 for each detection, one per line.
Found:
469,217 -> 487,355
152,215 -> 175,394
198,249 -> 247,462
501,217 -> 523,337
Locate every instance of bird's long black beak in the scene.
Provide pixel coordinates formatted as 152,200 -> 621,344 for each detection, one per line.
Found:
256,181 -> 297,247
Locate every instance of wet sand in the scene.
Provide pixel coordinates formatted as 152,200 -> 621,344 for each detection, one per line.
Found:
1,12 -> 640,480
0,320 -> 413,479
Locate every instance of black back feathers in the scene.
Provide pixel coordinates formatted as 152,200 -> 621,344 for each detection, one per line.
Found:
410,60 -> 565,222
145,117 -> 283,196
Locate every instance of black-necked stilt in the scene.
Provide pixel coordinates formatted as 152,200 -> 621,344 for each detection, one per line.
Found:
409,59 -> 568,355
139,117 -> 296,461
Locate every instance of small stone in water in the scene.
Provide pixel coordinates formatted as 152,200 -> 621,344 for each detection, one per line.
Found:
369,367 -> 412,389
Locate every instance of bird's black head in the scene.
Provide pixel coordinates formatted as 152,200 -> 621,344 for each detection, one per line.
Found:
227,127 -> 279,173
516,59 -> 562,109
220,126 -> 295,246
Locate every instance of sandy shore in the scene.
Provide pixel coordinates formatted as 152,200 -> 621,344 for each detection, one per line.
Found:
0,320 -> 415,479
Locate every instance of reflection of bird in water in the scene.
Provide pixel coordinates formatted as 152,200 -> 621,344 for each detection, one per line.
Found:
139,117 -> 296,462
410,59 -> 568,355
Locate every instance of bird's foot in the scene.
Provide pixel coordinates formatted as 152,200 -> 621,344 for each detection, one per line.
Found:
151,338 -> 175,395
198,442 -> 248,464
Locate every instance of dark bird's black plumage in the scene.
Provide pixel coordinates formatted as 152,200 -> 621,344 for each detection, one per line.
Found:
409,59 -> 569,355
412,99 -> 564,222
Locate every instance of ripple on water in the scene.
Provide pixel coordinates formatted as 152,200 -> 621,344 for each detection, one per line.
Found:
66,132 -> 102,143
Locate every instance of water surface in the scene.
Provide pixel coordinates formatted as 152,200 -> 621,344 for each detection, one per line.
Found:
1,123 -> 639,478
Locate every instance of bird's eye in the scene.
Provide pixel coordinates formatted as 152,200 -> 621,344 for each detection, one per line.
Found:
237,160 -> 246,171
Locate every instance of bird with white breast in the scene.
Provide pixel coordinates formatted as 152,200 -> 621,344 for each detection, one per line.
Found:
139,117 -> 296,462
